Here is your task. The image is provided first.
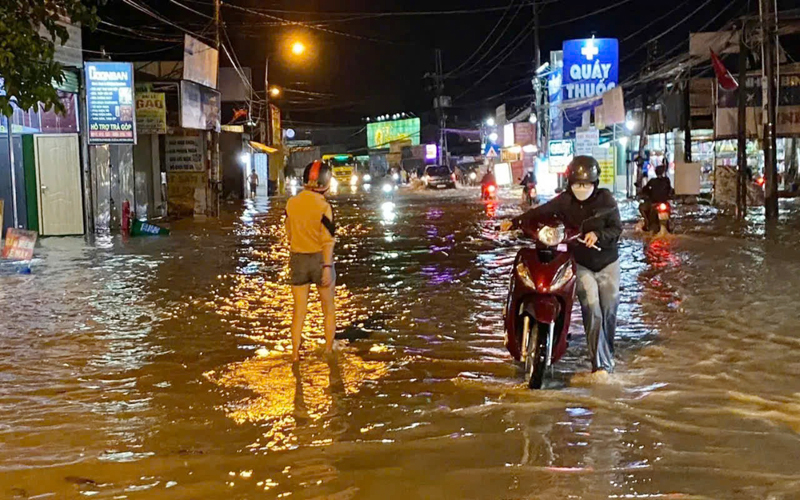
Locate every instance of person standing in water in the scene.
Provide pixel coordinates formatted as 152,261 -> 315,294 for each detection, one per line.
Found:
285,161 -> 337,362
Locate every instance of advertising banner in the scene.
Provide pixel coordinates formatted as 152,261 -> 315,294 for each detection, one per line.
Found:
166,134 -> 205,172
561,38 -> 618,136
270,104 -> 281,147
2,228 -> 37,261
135,92 -> 167,134
180,80 -> 221,131
592,146 -> 615,189
716,73 -> 800,138
85,62 -> 136,144
548,139 -> 573,173
575,127 -> 599,156
513,122 -> 535,146
367,118 -> 420,149
183,34 -> 218,89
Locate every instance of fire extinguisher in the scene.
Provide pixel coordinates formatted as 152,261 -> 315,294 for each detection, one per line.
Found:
122,199 -> 131,234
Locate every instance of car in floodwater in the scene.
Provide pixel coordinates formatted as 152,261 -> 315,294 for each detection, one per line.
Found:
423,165 -> 456,190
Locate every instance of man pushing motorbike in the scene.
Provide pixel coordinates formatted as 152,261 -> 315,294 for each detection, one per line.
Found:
501,156 -> 622,374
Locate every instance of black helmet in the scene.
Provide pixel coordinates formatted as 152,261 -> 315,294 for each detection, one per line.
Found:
566,155 -> 600,185
303,160 -> 332,191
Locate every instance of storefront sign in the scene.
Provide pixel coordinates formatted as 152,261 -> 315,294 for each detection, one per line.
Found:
367,118 -> 421,149
85,62 -> 136,144
548,139 -> 573,173
592,146 -> 615,189
513,122 -> 535,146
716,73 -> 800,138
180,80 -> 221,132
166,134 -> 205,171
2,228 -> 37,261
575,127 -> 599,156
561,38 -> 618,136
135,92 -> 167,134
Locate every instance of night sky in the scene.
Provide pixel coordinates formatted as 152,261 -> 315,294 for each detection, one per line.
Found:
87,0 -> 758,126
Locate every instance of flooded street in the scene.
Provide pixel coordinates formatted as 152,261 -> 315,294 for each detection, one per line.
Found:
3,187 -> 800,499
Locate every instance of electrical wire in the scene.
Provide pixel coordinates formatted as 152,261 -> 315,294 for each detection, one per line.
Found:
621,0 -> 691,43
166,0 -> 213,20
540,0 -> 637,28
444,0 -> 519,78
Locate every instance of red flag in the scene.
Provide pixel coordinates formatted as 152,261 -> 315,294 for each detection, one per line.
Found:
710,49 -> 738,90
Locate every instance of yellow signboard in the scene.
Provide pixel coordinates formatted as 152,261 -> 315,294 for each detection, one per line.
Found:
136,92 -> 167,134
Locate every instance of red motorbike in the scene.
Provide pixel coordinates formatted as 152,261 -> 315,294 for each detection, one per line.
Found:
504,218 -> 582,388
481,182 -> 498,201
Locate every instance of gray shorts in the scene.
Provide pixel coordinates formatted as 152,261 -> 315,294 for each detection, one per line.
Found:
290,252 -> 335,286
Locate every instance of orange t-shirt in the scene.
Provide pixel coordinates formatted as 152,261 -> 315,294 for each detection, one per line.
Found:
285,189 -> 335,254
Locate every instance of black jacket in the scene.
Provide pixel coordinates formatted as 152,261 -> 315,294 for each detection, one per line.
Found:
643,177 -> 672,203
512,188 -> 622,272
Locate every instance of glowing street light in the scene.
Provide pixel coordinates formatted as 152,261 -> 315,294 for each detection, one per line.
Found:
485,117 -> 495,127
269,86 -> 281,97
489,132 -> 498,142
626,119 -> 636,131
291,41 -> 306,56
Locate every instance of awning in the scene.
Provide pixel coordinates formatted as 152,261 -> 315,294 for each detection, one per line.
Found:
249,141 -> 278,153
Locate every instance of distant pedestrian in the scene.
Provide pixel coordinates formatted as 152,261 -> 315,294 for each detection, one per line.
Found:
249,171 -> 259,198
285,161 -> 337,362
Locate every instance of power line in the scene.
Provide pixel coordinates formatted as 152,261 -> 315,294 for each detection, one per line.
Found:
540,0 -> 637,28
446,0 -> 525,78
621,0 -> 691,43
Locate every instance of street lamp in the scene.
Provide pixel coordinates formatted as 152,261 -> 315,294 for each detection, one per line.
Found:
489,132 -> 498,142
291,41 -> 306,56
485,117 -> 495,127
626,119 -> 636,131
269,86 -> 281,97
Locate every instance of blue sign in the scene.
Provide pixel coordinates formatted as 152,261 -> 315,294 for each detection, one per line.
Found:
561,38 -> 619,136
483,143 -> 500,157
85,62 -> 136,144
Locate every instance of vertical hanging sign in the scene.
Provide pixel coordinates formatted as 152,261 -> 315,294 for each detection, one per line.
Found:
85,62 -> 136,144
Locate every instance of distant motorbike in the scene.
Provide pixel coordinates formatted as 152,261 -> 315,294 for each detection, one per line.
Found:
522,182 -> 538,206
481,182 -> 497,201
638,199 -> 672,235
466,170 -> 480,187
504,218 -> 583,388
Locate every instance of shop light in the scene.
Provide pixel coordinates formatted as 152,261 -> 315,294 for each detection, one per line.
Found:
239,152 -> 251,165
489,132 -> 498,142
522,144 -> 537,154
509,145 -> 522,154
485,117 -> 495,127
626,120 -> 636,131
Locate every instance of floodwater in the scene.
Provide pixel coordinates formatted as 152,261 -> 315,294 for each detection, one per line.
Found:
2,186 -> 800,499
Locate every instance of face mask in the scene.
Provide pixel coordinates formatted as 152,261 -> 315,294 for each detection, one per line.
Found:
571,184 -> 594,201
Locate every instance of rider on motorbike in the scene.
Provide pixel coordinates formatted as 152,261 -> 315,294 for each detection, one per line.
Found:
502,156 -> 622,374
639,165 -> 673,231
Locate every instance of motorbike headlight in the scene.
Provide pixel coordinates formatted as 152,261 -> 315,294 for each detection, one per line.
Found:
350,174 -> 359,185
551,263 -> 574,291
382,183 -> 393,193
363,174 -> 372,182
470,172 -> 477,180
330,177 -> 339,191
537,226 -> 564,247
516,262 -> 537,290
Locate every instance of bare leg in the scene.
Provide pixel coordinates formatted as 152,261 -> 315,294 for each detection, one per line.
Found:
317,280 -> 336,353
291,284 -> 311,361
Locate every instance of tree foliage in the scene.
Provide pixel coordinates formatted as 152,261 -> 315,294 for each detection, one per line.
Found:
0,0 -> 100,117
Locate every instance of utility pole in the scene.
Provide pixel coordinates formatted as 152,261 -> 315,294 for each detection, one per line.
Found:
434,49 -> 447,165
760,0 -> 778,219
736,22 -> 749,219
210,0 -> 221,217
533,1 -> 542,149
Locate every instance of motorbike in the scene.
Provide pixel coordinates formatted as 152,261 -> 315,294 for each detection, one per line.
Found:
504,218 -> 589,389
522,182 -> 538,206
638,199 -> 672,235
481,182 -> 497,201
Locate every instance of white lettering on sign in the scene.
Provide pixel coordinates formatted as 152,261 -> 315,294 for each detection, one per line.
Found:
88,66 -> 128,81
564,82 -> 616,100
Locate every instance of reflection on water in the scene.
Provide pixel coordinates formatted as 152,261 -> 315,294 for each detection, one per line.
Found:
2,191 -> 800,498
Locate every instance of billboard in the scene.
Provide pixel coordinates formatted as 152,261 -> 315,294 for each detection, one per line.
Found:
270,104 -> 281,147
561,38 -> 618,136
85,62 -> 136,144
180,80 -> 220,131
716,73 -> 800,138
367,118 -> 420,149
183,34 -> 218,89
